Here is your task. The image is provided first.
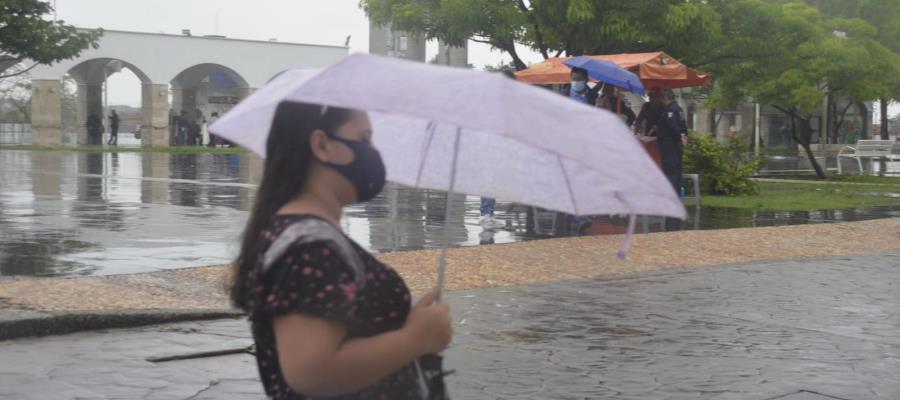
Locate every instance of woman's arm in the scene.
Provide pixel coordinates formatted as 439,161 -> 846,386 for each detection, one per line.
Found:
274,288 -> 451,396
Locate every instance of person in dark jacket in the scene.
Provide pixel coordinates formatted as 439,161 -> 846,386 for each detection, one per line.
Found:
597,85 -> 636,127
634,88 -> 664,136
657,89 -> 688,191
107,110 -> 120,146
657,89 -> 688,231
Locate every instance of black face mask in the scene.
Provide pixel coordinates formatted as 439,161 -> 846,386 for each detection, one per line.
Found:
324,136 -> 387,203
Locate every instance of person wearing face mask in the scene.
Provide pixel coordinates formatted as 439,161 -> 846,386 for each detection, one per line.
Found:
568,67 -> 602,106
568,67 -> 603,234
231,101 -> 453,399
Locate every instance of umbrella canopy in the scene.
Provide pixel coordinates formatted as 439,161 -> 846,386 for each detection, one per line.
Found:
564,56 -> 645,95
211,53 -> 686,221
516,52 -> 709,89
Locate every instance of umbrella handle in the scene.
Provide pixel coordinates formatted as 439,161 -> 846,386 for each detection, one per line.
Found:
435,126 -> 462,302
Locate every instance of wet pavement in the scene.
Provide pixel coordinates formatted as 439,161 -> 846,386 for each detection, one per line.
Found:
1,252 -> 897,399
2,149 -> 899,277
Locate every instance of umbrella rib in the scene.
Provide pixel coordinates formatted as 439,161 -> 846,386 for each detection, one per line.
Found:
557,156 -> 580,216
436,126 -> 462,299
415,122 -> 438,187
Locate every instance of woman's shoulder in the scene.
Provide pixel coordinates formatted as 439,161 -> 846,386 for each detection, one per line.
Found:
262,214 -> 369,282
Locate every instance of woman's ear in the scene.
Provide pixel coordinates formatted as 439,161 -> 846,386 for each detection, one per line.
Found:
309,129 -> 330,163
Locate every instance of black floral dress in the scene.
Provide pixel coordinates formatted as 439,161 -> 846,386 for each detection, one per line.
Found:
246,215 -> 423,399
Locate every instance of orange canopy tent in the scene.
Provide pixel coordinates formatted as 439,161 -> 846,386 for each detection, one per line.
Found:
515,52 -> 709,89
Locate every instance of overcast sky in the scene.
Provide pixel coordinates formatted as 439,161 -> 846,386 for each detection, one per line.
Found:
54,0 -> 544,106
45,1 -> 900,118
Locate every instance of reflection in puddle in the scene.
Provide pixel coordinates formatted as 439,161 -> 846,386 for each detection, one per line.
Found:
1,150 -> 898,277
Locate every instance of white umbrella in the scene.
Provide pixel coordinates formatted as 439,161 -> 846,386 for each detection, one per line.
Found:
211,53 -> 686,292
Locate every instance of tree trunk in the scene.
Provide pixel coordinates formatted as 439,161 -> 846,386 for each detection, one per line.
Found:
798,140 -> 827,178
505,43 -> 528,71
795,118 -> 827,178
879,98 -> 890,140
774,105 -> 827,179
827,95 -> 835,144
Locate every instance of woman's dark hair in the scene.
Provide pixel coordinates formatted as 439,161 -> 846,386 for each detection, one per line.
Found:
231,101 -> 354,311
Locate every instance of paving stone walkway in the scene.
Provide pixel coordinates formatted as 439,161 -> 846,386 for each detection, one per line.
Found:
1,252 -> 898,399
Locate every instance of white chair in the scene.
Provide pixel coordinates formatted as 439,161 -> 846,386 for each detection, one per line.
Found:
837,140 -> 897,174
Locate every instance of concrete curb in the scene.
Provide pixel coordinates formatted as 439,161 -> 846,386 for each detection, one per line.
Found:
0,308 -> 245,341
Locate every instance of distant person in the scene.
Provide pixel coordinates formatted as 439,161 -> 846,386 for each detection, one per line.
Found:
657,89 -> 688,231
568,68 -> 604,234
207,112 -> 220,147
568,67 -> 601,106
658,89 -> 688,190
86,114 -> 103,145
107,110 -> 120,146
188,121 -> 201,146
479,71 -> 515,230
597,85 -> 636,127
634,88 -> 664,136
201,118 -> 210,147
168,108 -> 176,142
177,110 -> 189,145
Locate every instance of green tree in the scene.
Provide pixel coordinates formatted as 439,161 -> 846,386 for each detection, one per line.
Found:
361,0 -> 721,70
704,1 -> 900,177
0,64 -> 31,120
809,0 -> 900,140
0,0 -> 102,79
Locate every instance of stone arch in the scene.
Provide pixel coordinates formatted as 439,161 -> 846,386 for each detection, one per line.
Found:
66,57 -> 152,85
169,63 -> 251,125
61,58 -> 150,146
171,63 -> 249,89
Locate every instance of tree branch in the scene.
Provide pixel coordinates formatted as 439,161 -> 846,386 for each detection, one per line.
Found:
516,0 -> 549,59
0,62 -> 38,80
480,37 -> 527,71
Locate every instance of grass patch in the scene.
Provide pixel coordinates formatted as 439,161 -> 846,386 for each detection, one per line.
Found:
0,144 -> 246,154
688,181 -> 900,211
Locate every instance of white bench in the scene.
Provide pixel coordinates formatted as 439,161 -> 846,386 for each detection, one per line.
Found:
837,140 -> 899,174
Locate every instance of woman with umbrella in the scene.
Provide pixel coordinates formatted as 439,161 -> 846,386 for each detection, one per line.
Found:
230,101 -> 452,399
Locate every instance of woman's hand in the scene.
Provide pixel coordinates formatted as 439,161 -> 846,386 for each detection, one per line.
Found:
403,287 -> 453,356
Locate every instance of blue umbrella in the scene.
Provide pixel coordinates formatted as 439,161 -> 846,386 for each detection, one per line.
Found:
564,56 -> 645,95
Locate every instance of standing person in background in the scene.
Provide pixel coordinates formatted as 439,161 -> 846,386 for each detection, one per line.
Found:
597,85 -> 636,127
479,70 -> 518,230
207,112 -> 220,147
200,117 -> 210,147
656,89 -> 688,231
107,110 -> 120,146
177,110 -> 188,146
568,67 -> 601,106
168,108 -> 176,144
568,68 -> 602,234
634,88 -> 664,136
